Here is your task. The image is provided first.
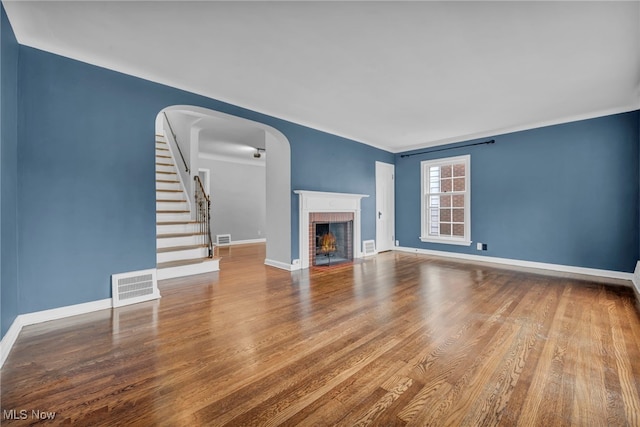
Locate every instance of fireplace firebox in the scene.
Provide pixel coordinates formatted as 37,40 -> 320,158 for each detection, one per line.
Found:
296,191 -> 368,269
313,221 -> 353,266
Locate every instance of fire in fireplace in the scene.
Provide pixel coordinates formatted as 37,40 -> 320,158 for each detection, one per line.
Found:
313,221 -> 353,266
319,231 -> 337,254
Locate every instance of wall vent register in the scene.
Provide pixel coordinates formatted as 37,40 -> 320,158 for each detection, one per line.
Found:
111,269 -> 160,308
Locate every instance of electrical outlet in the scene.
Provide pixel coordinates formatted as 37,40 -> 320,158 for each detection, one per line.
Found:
476,242 -> 483,251
395,240 -> 399,246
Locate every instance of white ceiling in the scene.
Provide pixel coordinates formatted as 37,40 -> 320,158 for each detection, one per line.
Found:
165,109 -> 266,164
4,1 -> 639,152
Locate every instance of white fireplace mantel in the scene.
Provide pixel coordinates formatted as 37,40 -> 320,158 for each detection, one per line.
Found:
294,190 -> 369,269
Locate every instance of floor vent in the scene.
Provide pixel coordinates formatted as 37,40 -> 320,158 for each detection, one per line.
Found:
216,234 -> 231,246
111,268 -> 160,308
363,240 -> 377,256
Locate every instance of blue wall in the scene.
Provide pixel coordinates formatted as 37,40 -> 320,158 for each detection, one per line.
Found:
4,17 -> 638,341
12,46 -> 392,319
288,129 -> 394,256
1,5 -> 19,337
396,111 -> 640,273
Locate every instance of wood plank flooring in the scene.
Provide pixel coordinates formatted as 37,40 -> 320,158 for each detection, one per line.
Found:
2,243 -> 640,425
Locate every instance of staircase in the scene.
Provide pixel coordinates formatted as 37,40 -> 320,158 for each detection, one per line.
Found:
156,135 -> 219,280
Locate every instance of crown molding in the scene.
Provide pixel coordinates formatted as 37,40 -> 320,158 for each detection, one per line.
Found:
394,103 -> 640,154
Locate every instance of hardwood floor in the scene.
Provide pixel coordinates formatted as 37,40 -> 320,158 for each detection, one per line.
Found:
2,243 -> 640,425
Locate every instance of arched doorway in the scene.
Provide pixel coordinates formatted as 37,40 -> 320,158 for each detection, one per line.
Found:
156,105 -> 292,269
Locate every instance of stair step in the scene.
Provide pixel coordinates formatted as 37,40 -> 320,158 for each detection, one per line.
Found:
155,191 -> 184,201
156,181 -> 182,191
158,201 -> 187,211
157,232 -> 205,248
156,213 -> 191,223
157,222 -> 197,227
157,257 -> 217,269
157,245 -> 208,263
156,221 -> 199,235
156,166 -> 177,175
154,132 -> 216,278
156,257 -> 220,279
157,201 -> 188,210
157,232 -> 204,239
157,244 -> 208,253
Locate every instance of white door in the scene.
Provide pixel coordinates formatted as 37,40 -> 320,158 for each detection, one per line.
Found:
376,161 -> 395,252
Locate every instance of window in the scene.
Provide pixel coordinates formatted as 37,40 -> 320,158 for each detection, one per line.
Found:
420,155 -> 471,246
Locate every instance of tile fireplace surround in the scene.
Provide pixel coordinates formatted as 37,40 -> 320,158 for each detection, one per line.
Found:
294,190 -> 369,269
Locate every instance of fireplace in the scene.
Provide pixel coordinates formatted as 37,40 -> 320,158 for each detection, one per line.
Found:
295,190 -> 369,270
310,213 -> 354,266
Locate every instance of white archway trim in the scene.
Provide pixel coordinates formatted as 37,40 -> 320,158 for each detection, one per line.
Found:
157,105 -> 292,268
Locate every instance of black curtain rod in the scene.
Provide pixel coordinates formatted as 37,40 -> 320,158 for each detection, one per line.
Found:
400,139 -> 495,158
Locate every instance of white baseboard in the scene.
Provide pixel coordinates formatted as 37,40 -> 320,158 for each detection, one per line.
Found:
0,298 -> 112,369
0,317 -> 23,369
20,299 -> 113,326
633,261 -> 640,294
394,246 -> 634,281
230,238 -> 266,246
264,258 -> 300,271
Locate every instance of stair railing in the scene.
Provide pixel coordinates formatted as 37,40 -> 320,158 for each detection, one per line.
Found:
163,111 -> 189,173
194,175 -> 213,258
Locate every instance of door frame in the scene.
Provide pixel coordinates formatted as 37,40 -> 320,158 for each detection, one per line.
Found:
198,168 -> 210,195
375,161 -> 395,253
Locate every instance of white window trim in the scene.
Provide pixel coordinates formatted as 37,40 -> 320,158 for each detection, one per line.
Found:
420,154 -> 472,246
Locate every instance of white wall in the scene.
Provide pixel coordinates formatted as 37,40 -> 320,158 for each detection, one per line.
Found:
199,156 -> 266,242
160,112 -> 195,213
265,131 -> 291,264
